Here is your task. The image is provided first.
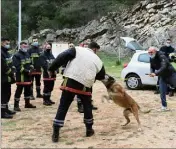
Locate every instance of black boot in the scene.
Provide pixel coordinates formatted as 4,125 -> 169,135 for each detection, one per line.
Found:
48,97 -> 55,105
1,111 -> 13,119
1,107 -> 13,119
36,89 -> 43,98
6,105 -> 16,115
77,101 -> 84,113
86,125 -> 94,137
43,96 -> 52,106
52,125 -> 60,142
14,100 -> 21,112
25,99 -> 36,108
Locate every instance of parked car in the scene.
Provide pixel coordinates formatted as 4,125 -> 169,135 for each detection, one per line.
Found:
121,51 -> 158,89
119,37 -> 158,89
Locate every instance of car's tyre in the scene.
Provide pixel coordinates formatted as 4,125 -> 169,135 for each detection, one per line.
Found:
125,74 -> 142,90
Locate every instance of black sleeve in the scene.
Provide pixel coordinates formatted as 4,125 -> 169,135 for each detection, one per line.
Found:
28,48 -> 31,56
95,65 -> 106,80
155,53 -> 168,76
48,48 -> 76,71
170,47 -> 175,53
1,55 -> 11,75
39,55 -> 48,73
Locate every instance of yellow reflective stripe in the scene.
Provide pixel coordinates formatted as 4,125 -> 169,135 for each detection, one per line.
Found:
6,68 -> 11,74
26,60 -> 31,63
20,67 -> 24,72
8,76 -> 11,82
6,60 -> 12,64
21,74 -> 24,82
31,53 -> 39,57
82,86 -> 86,92
63,78 -> 68,87
21,61 -> 25,65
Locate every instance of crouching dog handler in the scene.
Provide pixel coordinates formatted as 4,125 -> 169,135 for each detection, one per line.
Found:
39,43 -> 56,106
48,42 -> 106,142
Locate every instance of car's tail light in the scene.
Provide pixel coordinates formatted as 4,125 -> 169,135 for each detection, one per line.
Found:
123,63 -> 128,68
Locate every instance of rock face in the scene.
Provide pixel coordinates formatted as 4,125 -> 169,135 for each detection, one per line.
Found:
28,0 -> 176,57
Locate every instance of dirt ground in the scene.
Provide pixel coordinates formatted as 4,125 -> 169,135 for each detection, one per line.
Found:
1,76 -> 176,148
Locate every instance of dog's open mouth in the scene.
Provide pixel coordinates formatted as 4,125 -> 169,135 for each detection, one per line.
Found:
101,74 -> 116,88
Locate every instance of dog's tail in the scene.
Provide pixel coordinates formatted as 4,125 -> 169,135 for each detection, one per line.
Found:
138,105 -> 151,113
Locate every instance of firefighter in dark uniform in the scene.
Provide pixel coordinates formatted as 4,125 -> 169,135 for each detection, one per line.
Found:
39,43 -> 56,106
48,42 -> 106,142
1,38 -> 16,118
13,41 -> 36,111
28,37 -> 43,99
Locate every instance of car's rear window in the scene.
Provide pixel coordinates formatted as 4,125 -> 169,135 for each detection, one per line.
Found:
138,53 -> 150,63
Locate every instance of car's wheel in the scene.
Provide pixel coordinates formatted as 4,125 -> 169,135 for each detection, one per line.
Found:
125,74 -> 142,90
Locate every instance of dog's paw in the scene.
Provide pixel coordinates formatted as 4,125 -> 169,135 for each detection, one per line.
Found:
137,127 -> 142,132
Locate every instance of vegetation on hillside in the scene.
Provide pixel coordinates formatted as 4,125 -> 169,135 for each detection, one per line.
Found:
2,0 -> 139,41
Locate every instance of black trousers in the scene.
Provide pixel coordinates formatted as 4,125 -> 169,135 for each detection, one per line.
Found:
43,80 -> 55,98
1,83 -> 11,110
31,75 -> 41,95
53,90 -> 93,129
77,88 -> 93,106
14,85 -> 31,101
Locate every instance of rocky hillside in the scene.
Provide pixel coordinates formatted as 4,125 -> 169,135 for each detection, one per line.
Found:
28,0 -> 176,57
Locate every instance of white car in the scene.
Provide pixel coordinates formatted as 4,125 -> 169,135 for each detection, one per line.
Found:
121,51 -> 158,89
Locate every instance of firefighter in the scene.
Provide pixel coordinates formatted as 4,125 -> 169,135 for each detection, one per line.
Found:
13,41 -> 36,111
1,38 -> 16,118
48,42 -> 106,142
28,37 -> 43,99
39,43 -> 56,106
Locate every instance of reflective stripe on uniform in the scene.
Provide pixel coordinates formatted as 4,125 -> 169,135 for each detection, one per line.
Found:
14,98 -> 20,101
43,92 -> 51,96
16,82 -> 32,85
20,67 -> 24,73
53,119 -> 64,127
6,68 -> 12,74
31,53 -> 39,58
84,118 -> 94,124
1,104 -> 7,108
43,78 -> 56,81
31,72 -> 42,75
60,86 -> 91,96
21,74 -> 24,82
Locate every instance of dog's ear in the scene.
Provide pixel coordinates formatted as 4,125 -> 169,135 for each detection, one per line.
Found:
105,74 -> 115,81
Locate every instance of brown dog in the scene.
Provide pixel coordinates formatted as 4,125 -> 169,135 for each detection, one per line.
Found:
102,74 -> 150,131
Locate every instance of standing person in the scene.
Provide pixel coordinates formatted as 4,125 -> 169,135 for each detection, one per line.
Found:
39,43 -> 56,106
13,41 -> 36,111
48,42 -> 106,142
28,37 -> 43,99
1,38 -> 16,118
159,39 -> 175,96
148,47 -> 176,111
77,39 -> 98,113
